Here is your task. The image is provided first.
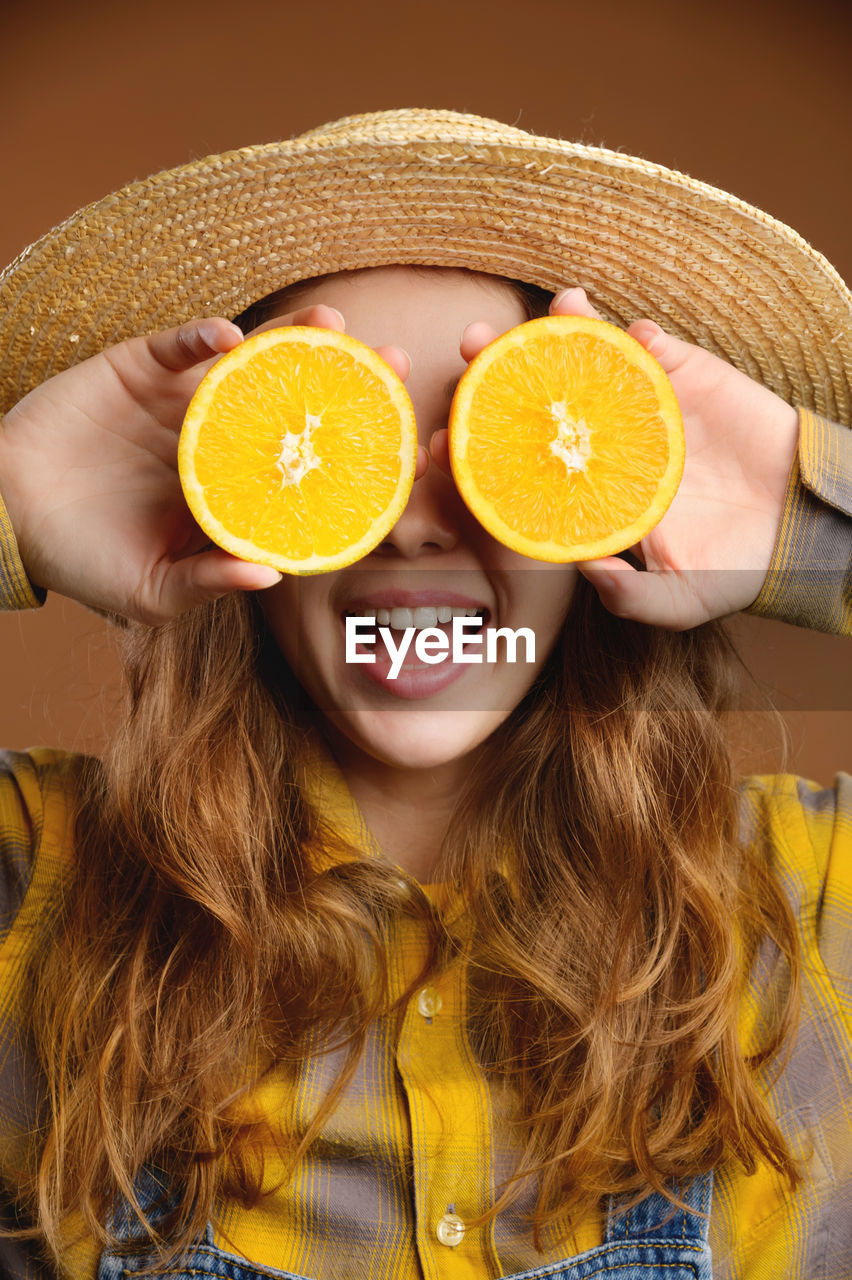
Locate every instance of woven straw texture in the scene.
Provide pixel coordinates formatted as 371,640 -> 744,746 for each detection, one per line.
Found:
1,108 -> 850,422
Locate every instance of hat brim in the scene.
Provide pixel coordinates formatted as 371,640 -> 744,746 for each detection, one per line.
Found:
1,108 -> 850,423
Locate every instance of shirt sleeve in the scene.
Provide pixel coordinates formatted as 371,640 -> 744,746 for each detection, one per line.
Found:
766,771 -> 852,1027
747,409 -> 852,635
0,489 -> 44,611
0,753 -> 39,942
806,772 -> 852,1022
0,749 -> 80,943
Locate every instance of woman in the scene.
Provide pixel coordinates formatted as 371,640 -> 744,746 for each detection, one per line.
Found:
0,109 -> 849,1279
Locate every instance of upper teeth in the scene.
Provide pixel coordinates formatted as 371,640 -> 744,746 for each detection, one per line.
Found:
350,606 -> 483,630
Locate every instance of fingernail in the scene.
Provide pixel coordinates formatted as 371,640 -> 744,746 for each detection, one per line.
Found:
397,347 -> 413,373
197,320 -> 222,346
552,286 -> 586,310
326,307 -> 345,329
252,567 -> 283,588
642,324 -> 665,357
580,563 -> 621,591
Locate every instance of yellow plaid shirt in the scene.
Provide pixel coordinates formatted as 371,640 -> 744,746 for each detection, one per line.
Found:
0,409 -> 850,1279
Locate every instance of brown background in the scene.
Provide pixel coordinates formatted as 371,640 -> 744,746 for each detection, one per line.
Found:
1,0 -> 850,778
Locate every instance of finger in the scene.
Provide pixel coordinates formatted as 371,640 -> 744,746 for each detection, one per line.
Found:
374,345 -> 412,382
460,321 -> 499,363
549,286 -> 603,321
243,303 -> 346,339
286,303 -> 347,332
573,560 -> 726,634
576,558 -> 709,631
146,318 -> 244,372
414,445 -> 430,481
149,549 -> 283,622
626,319 -> 696,376
576,558 -> 639,613
429,427 -> 452,477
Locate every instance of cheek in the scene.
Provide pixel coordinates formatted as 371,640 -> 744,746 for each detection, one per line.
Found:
260,580 -> 308,668
524,572 -> 577,669
542,567 -> 579,624
501,555 -> 579,631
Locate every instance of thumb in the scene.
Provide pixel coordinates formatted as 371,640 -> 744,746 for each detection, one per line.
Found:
577,558 -> 708,631
148,549 -> 282,622
626,319 -> 697,377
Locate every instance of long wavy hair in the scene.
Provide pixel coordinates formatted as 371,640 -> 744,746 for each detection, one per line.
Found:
10,272 -> 801,1266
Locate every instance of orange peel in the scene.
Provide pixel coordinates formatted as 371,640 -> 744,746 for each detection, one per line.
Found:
179,327 -> 418,575
449,315 -> 685,561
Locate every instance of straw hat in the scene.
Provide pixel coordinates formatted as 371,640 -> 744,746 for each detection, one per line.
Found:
1,108 -> 850,423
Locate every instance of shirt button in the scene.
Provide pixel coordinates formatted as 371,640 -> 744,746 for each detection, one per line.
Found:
436,1212 -> 466,1247
416,986 -> 443,1019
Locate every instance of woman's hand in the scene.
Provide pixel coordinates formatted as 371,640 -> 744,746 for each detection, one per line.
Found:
433,289 -> 799,630
0,306 -> 410,626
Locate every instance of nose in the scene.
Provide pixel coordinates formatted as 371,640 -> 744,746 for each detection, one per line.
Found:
373,456 -> 460,559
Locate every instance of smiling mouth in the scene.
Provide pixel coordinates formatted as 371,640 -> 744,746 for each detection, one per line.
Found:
342,604 -> 489,632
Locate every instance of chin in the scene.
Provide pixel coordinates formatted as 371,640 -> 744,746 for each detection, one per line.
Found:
338,707 -> 505,771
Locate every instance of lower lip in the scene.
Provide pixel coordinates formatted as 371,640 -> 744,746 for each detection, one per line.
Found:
340,618 -> 482,701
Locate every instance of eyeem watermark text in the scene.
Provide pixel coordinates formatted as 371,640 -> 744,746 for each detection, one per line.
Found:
346,615 -> 536,680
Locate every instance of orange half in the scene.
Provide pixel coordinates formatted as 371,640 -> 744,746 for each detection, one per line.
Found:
449,316 -> 685,561
179,327 -> 418,574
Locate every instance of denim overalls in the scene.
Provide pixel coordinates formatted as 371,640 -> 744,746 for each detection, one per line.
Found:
98,1169 -> 714,1280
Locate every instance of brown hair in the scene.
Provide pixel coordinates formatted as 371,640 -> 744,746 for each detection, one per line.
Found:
9,271 -> 800,1265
